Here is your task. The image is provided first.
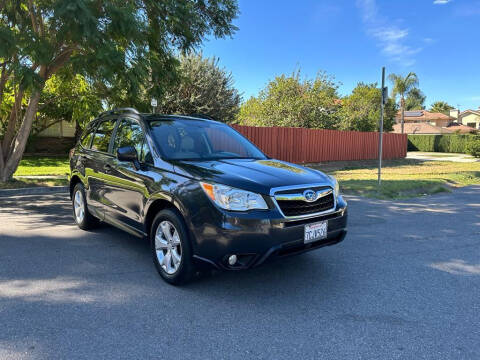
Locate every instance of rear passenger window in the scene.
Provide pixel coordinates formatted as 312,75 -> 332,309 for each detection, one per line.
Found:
80,131 -> 94,148
91,120 -> 116,153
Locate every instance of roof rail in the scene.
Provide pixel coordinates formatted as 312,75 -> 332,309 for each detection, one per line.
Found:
188,113 -> 215,120
98,108 -> 140,118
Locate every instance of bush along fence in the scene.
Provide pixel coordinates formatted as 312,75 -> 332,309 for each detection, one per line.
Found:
231,125 -> 407,163
408,134 -> 480,155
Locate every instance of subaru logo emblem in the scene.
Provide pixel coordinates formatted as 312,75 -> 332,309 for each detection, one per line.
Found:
303,190 -> 317,202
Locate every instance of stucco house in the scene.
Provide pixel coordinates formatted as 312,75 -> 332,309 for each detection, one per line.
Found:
392,123 -> 453,134
37,119 -> 76,138
26,119 -> 77,154
458,109 -> 480,130
395,110 -> 454,128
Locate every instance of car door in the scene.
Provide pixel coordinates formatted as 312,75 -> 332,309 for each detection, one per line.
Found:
86,117 -> 118,216
102,117 -> 154,234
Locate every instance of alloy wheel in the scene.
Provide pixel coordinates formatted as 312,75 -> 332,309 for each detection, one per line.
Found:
73,190 -> 85,224
155,220 -> 182,275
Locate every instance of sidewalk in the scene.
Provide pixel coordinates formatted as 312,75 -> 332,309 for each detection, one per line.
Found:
406,151 -> 479,162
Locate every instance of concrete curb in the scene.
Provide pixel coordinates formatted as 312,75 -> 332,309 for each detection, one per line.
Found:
0,186 -> 69,198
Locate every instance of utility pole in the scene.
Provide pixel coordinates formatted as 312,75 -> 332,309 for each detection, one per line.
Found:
378,67 -> 386,186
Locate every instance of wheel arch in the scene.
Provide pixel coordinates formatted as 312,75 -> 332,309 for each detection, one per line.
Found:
144,198 -> 187,241
69,174 -> 82,199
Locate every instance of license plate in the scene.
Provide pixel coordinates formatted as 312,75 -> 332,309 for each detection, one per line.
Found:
304,221 -> 328,244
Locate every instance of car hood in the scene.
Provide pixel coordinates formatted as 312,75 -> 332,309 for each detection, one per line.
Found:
172,158 -> 332,195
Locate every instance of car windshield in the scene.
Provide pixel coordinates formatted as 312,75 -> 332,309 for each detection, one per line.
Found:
148,119 -> 267,161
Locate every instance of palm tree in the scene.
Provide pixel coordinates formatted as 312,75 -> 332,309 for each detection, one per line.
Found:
389,72 -> 419,134
430,101 -> 454,115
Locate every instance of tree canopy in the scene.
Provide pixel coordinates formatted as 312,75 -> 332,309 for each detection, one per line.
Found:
0,0 -> 239,182
340,83 -> 396,132
158,54 -> 241,122
36,71 -> 103,138
405,87 -> 426,110
430,101 -> 454,115
236,70 -> 341,129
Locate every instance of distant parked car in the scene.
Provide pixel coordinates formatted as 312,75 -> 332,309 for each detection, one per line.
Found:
69,108 -> 348,284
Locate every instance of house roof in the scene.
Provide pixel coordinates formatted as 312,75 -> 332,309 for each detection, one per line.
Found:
459,109 -> 480,117
392,123 -> 454,134
395,110 -> 453,121
444,123 -> 477,134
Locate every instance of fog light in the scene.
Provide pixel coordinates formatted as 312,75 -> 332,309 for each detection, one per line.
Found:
228,255 -> 237,266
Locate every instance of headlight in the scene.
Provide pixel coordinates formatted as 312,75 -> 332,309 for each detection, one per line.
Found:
329,176 -> 340,196
200,182 -> 268,211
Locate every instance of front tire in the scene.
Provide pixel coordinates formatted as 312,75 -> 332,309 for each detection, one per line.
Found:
151,209 -> 195,285
72,183 -> 99,230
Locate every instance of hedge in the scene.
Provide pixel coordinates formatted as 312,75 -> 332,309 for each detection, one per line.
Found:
408,134 -> 480,153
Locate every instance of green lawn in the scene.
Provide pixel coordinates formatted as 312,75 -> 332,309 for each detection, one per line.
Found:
14,156 -> 70,176
310,159 -> 480,199
4,156 -> 480,199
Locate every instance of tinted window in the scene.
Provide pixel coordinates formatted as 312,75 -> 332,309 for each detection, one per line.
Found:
149,119 -> 266,161
80,131 -> 94,149
91,120 -> 116,153
113,118 -> 152,164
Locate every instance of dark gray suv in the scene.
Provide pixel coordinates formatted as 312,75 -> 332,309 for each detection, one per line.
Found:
70,108 -> 348,284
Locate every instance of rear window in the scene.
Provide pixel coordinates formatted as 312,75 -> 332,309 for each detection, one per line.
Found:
91,120 -> 116,153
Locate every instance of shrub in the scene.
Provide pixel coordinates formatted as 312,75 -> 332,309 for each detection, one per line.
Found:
408,134 -> 480,153
467,140 -> 480,158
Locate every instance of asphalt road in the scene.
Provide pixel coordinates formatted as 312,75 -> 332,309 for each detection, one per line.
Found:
1,188 -> 479,360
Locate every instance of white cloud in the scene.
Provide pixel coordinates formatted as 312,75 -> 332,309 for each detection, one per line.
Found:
433,0 -> 452,4
356,0 -> 422,67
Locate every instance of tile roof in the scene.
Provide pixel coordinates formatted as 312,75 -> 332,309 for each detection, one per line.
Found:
395,110 -> 453,121
391,123 -> 454,134
459,109 -> 480,117
444,124 -> 477,134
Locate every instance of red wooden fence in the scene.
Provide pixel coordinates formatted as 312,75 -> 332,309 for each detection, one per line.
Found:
232,125 -> 407,163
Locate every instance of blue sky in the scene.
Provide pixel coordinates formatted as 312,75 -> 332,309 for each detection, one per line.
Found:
201,0 -> 480,111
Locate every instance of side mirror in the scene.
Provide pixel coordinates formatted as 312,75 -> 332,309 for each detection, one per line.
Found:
117,146 -> 140,169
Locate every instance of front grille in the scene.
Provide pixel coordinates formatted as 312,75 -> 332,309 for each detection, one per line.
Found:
276,192 -> 335,217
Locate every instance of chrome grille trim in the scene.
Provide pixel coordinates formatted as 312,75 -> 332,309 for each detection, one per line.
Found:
270,183 -> 337,220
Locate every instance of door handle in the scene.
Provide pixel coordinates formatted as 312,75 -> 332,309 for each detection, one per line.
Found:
103,164 -> 113,173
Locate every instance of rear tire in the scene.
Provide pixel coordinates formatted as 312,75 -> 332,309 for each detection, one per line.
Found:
151,209 -> 195,285
72,183 -> 99,230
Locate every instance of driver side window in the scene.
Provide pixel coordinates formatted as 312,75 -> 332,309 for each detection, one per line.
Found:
113,118 -> 152,164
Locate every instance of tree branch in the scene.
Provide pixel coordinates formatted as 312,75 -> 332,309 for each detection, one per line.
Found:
0,62 -> 9,103
27,0 -> 39,35
45,47 -> 74,79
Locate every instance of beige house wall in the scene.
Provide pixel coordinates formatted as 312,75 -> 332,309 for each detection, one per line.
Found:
460,113 -> 480,129
37,120 -> 76,138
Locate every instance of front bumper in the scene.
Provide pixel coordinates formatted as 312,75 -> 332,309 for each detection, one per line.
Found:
189,195 -> 348,270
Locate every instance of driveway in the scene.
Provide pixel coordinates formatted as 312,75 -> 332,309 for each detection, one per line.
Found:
1,188 -> 479,359
406,151 -> 479,162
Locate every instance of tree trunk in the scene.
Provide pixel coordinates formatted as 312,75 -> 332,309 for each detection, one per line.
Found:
400,97 -> 405,134
74,118 -> 83,142
0,90 -> 42,182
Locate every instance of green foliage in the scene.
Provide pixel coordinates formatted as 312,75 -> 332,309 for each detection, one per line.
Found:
159,54 -> 241,122
340,83 -> 397,132
408,134 -> 480,153
1,0 -> 238,98
1,0 -> 239,181
36,71 -> 103,134
404,87 -> 426,110
389,72 -> 419,101
466,140 -> 480,158
430,101 -> 454,115
236,70 -> 341,129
